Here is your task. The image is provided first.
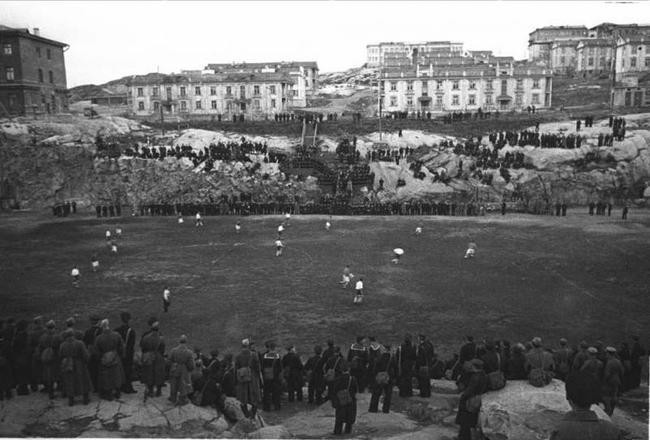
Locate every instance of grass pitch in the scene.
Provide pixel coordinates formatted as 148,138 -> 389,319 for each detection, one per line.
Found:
1,212 -> 649,358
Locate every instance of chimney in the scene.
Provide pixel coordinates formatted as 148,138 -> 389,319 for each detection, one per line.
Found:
33,28 -> 40,36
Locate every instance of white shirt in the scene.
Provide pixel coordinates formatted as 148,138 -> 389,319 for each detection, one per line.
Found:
71,268 -> 80,277
325,222 -> 331,229
275,240 -> 283,247
285,213 -> 291,219
415,227 -> 422,234
163,289 -> 170,300
235,224 -> 241,231
196,213 -> 201,219
355,280 -> 363,290
278,225 -> 284,232
116,228 -> 122,234
105,231 -> 111,238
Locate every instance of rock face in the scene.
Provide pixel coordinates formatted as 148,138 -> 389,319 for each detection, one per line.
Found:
479,379 -> 610,440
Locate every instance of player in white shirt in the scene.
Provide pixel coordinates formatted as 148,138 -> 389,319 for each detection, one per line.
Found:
325,220 -> 331,231
71,265 -> 80,287
163,287 -> 171,312
177,213 -> 184,224
415,226 -> 422,235
105,229 -> 111,241
91,254 -> 99,272
235,222 -> 241,234
339,265 -> 353,288
275,239 -> 284,257
195,212 -> 204,227
277,224 -> 284,238
285,213 -> 291,224
353,278 -> 364,304
115,227 -> 122,238
464,242 -> 477,259
110,241 -> 118,254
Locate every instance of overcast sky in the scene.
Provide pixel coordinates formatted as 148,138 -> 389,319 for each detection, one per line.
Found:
2,1 -> 649,87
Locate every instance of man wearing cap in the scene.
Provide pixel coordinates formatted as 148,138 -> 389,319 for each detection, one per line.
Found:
305,345 -> 324,404
525,337 -> 555,379
282,345 -> 304,403
38,320 -> 62,399
94,319 -> 125,401
235,339 -> 261,409
571,341 -> 590,372
580,347 -> 604,386
58,328 -> 92,406
602,347 -> 624,416
168,335 -> 195,406
261,341 -> 283,411
550,371 -> 622,440
83,315 -> 102,391
553,338 -> 573,381
140,318 -> 166,398
416,334 -> 435,397
61,317 -> 84,341
369,344 -> 398,413
332,360 -> 358,435
456,359 -> 488,440
115,312 -> 136,394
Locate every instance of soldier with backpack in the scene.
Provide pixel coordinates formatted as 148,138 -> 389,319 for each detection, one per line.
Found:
140,318 -> 166,399
347,336 -> 368,392
305,345 -> 325,404
261,341 -> 282,411
553,338 -> 573,382
526,337 -> 555,387
368,345 -> 397,413
416,334 -> 435,397
234,339 -> 260,409
332,361 -> 358,435
324,346 -> 344,402
38,320 -> 61,399
82,315 -> 102,391
58,328 -> 92,406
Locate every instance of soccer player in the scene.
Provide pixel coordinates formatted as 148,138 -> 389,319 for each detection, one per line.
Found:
325,220 -> 331,231
71,265 -> 80,288
163,287 -> 171,312
415,226 -> 422,235
392,248 -> 404,264
340,265 -> 353,288
464,242 -> 477,259
177,213 -> 184,224
105,229 -> 112,241
275,239 -> 284,257
354,278 -> 364,304
115,227 -> 122,238
110,241 -> 118,254
235,222 -> 241,234
277,224 -> 285,238
195,212 -> 204,227
91,254 -> 99,272
285,213 -> 291,224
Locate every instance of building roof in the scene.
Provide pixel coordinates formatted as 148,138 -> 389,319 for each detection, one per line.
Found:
577,38 -> 612,47
618,35 -> 650,45
381,63 -> 550,79
551,39 -> 581,48
0,25 -> 68,48
368,41 -> 462,47
206,61 -> 318,71
127,71 -> 295,86
530,25 -> 587,35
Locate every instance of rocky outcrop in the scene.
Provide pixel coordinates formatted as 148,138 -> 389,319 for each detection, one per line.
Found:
479,379 -> 610,440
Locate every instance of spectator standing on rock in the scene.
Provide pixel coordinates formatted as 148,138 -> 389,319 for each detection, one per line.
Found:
261,341 -> 283,411
397,333 -> 417,397
168,335 -> 194,406
38,320 -> 61,399
602,347 -> 624,416
580,347 -> 604,387
282,345 -> 304,402
368,344 -> 397,413
550,371 -> 622,440
140,318 -> 166,398
416,334 -> 435,397
94,319 -> 125,401
456,358 -> 488,440
347,336 -> 368,392
525,337 -> 555,385
553,338 -> 573,381
115,312 -> 136,394
506,343 -> 528,380
305,345 -> 325,404
58,328 -> 91,406
82,315 -> 102,391
332,361 -> 358,436
235,338 -> 261,410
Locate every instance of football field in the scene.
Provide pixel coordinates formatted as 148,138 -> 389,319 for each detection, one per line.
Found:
1,211 -> 649,358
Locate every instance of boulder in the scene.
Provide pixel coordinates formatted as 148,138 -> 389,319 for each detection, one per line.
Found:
479,379 -> 610,440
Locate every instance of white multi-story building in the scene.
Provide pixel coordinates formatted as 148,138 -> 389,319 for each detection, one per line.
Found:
576,39 -> 613,75
528,25 -> 588,65
204,61 -> 318,107
128,72 -> 295,119
615,35 -> 650,75
380,63 -> 553,113
366,41 -> 464,67
549,39 -> 581,74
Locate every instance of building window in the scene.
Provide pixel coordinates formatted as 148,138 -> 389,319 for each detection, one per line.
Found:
152,86 -> 159,97
153,101 -> 160,112
646,57 -> 650,67
469,81 -> 476,90
240,85 -> 246,98
48,70 -> 53,83
631,57 -> 637,67
532,93 -> 540,104
532,79 -> 540,89
468,95 -> 476,105
515,95 -> 522,105
516,79 -> 523,89
435,96 -> 443,107
452,95 -> 459,105
485,95 -> 492,105
560,56 -> 565,65
180,101 -> 187,110
180,87 -> 186,97
390,96 -> 397,107
390,81 -> 397,91
407,97 -> 413,106
452,80 -> 459,90
5,67 -> 14,81
195,86 -> 201,95
195,100 -> 202,110
407,81 -> 413,91
210,87 -> 216,96
600,57 -> 606,67
211,100 -> 217,109
138,101 -> 144,111
254,85 -> 260,95
137,87 -> 143,97
38,68 -> 43,82
270,85 -> 276,94
271,99 -> 276,108
36,47 -> 41,57
486,80 -> 493,91
46,48 -> 51,60
254,99 -> 260,109
166,87 -> 172,99
501,79 -> 508,95
226,86 -> 232,95
2,43 -> 11,55
8,94 -> 16,107
226,101 -> 232,112
588,57 -> 594,67
436,80 -> 442,90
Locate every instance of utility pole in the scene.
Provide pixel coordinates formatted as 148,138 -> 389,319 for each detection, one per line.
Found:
160,103 -> 165,136
609,29 -> 619,113
377,71 -> 383,140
